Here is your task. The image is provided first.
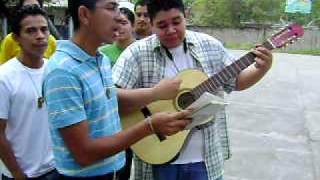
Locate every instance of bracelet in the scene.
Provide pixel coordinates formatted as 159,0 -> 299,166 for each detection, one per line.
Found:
146,116 -> 155,134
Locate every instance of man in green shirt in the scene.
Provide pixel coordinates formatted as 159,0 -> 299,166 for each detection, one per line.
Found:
100,7 -> 135,66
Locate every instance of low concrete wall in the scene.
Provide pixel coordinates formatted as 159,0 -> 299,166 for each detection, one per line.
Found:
188,26 -> 320,51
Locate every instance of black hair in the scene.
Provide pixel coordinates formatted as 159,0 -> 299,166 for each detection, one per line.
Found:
134,0 -> 148,12
17,0 -> 43,9
68,0 -> 100,31
120,7 -> 135,26
147,0 -> 185,21
11,4 -> 48,35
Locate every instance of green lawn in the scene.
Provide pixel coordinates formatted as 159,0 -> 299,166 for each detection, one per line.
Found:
225,43 -> 320,56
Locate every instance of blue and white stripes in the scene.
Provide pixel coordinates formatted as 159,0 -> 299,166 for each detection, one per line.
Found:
43,40 -> 125,177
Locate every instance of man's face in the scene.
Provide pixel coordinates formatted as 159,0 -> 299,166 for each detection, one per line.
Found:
152,8 -> 186,49
87,0 -> 121,44
134,5 -> 151,33
15,15 -> 49,57
116,13 -> 134,42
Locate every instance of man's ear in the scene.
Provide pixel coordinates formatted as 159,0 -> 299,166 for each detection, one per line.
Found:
78,5 -> 91,27
12,33 -> 20,44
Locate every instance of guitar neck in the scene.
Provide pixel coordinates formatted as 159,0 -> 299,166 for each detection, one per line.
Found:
191,40 -> 274,99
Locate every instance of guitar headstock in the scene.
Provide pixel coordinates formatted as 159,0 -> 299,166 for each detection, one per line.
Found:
269,24 -> 304,49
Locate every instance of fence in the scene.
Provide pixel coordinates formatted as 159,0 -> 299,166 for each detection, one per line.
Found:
188,25 -> 320,52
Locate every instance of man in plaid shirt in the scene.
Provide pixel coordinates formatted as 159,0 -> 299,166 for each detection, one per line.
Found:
112,0 -> 273,179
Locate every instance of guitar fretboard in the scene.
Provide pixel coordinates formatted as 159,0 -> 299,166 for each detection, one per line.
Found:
191,41 -> 273,100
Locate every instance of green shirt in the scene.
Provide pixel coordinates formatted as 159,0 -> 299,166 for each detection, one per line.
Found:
99,43 -> 124,67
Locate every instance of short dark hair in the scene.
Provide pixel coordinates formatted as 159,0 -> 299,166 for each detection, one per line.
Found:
147,0 -> 185,21
17,0 -> 43,9
120,7 -> 135,26
68,0 -> 100,31
134,0 -> 148,12
11,4 -> 48,35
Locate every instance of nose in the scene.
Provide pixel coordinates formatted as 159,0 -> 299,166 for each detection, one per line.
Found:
167,25 -> 176,34
36,29 -> 46,40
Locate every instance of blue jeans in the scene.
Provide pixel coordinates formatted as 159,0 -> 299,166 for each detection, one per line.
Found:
152,162 -> 223,180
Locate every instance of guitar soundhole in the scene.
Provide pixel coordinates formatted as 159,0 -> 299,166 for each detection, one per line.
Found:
178,92 -> 195,110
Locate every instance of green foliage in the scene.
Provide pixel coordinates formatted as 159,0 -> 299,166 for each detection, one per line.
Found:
189,0 -> 320,28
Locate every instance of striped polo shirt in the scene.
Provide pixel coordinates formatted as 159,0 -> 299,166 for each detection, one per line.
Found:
43,40 -> 125,177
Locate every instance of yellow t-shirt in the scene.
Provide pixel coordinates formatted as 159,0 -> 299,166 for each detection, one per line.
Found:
0,33 -> 56,64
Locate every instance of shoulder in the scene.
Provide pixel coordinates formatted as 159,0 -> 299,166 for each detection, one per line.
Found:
1,33 -> 18,47
0,58 -> 20,81
2,33 -> 15,42
46,52 -> 80,79
99,44 -> 116,54
48,34 -> 56,42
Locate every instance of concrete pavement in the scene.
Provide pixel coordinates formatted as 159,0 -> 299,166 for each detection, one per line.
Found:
224,50 -> 320,180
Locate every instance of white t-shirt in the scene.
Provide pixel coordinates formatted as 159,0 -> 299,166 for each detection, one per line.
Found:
164,44 -> 204,164
0,58 -> 54,178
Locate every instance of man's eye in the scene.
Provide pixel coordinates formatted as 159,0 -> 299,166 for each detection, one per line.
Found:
158,25 -> 167,29
173,21 -> 181,26
41,27 -> 48,32
26,28 -> 36,34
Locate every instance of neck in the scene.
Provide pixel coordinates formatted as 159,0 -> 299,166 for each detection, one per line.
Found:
116,37 -> 135,49
136,29 -> 151,39
72,29 -> 101,56
18,53 -> 43,69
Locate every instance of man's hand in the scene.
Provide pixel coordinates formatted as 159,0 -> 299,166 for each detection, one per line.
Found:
12,171 -> 27,180
148,109 -> 192,136
252,46 -> 273,71
152,78 -> 182,101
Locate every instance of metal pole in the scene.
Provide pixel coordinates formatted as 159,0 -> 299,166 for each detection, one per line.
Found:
2,17 -> 7,37
68,17 -> 73,39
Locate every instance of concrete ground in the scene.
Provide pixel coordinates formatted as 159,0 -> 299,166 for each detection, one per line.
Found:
1,51 -> 319,180
224,50 -> 320,180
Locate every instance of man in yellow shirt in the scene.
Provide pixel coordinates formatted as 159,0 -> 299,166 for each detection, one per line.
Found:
0,33 -> 56,64
0,0 -> 56,64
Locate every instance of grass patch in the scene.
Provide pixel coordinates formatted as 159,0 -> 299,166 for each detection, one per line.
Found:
225,43 -> 252,50
225,43 -> 320,56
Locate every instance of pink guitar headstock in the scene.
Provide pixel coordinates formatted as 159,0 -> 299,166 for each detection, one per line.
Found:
269,24 -> 304,49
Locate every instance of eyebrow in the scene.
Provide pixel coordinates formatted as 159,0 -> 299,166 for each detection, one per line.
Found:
156,16 -> 182,25
106,1 -> 119,7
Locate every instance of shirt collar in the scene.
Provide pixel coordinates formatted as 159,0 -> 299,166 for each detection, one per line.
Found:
56,40 -> 103,62
152,30 -> 196,54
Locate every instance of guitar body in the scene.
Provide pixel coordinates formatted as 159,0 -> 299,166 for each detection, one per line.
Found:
121,69 -> 208,164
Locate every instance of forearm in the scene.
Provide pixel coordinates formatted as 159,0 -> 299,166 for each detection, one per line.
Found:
86,121 -> 151,163
236,64 -> 270,91
117,88 -> 155,114
0,136 -> 24,177
61,120 -> 152,167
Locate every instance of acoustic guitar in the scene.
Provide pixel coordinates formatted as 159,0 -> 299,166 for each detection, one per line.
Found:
121,24 -> 304,164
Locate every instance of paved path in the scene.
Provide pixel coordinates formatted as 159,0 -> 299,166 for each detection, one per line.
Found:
224,50 -> 320,180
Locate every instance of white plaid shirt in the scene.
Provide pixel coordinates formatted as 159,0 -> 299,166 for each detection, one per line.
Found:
112,30 -> 237,180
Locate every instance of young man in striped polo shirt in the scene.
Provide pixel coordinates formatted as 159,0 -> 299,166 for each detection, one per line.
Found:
42,0 -> 191,179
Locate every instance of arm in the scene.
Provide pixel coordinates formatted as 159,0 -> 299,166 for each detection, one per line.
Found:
59,110 -> 190,167
0,120 -> 26,179
117,78 -> 182,114
236,46 -> 273,91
